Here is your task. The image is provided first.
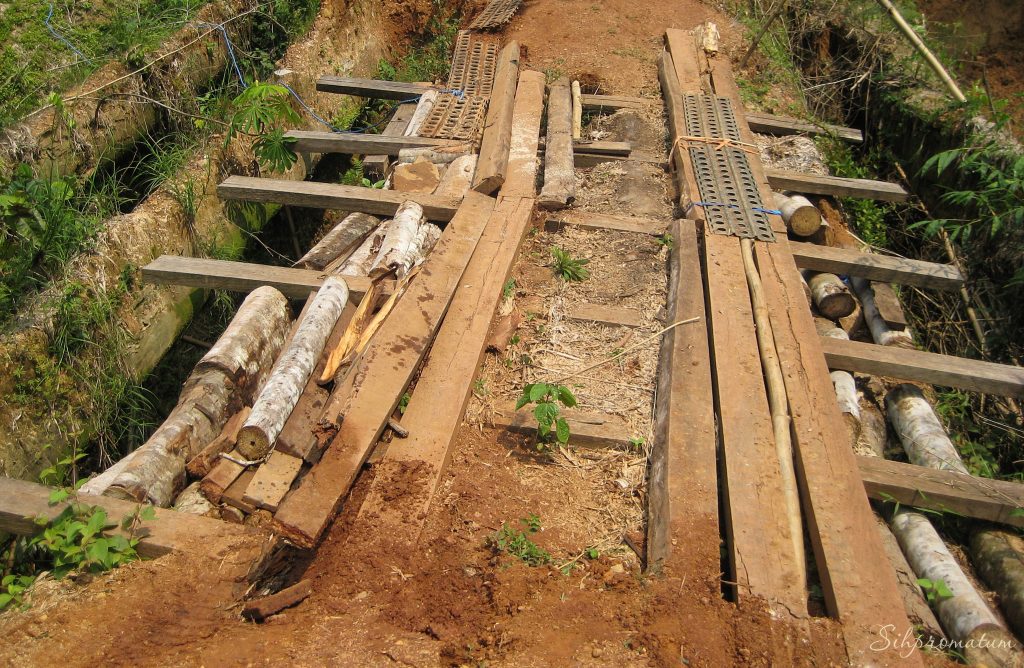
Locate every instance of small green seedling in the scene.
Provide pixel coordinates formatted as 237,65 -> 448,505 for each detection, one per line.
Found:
398,392 -> 410,415
490,516 -> 551,566
657,233 -> 674,249
502,278 -> 517,299
360,177 -> 386,189
917,577 -> 954,604
516,382 -> 577,447
628,437 -> 645,449
550,247 -> 590,282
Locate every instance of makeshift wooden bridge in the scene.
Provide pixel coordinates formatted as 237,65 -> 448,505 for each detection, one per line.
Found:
7,15 -> 1024,666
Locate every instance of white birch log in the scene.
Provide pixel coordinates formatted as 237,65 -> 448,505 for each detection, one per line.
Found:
296,213 -> 380,271
78,453 -> 133,496
397,144 -> 473,164
434,154 -> 477,199
237,277 -> 351,459
851,277 -> 915,348
885,383 -> 968,474
411,223 -> 442,269
105,287 -> 291,505
337,220 -> 391,276
773,192 -> 822,237
368,201 -> 424,278
571,80 -> 582,140
971,528 -> 1024,641
172,481 -> 217,517
807,271 -> 856,319
820,325 -> 862,447
403,90 -> 438,137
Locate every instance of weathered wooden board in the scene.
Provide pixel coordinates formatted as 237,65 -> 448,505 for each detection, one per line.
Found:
285,131 -> 464,156
765,168 -> 909,202
315,76 -> 431,100
580,93 -> 654,112
858,455 -> 1024,528
217,176 -> 461,222
0,478 -> 252,559
565,302 -> 643,328
570,140 -> 631,156
746,112 -> 863,143
365,102 -> 417,177
545,211 -> 669,236
489,399 -> 632,449
821,336 -> 1024,398
243,451 -> 304,512
272,192 -> 497,548
472,41 -> 520,194
142,256 -> 377,301
871,282 -> 908,331
789,241 -> 963,290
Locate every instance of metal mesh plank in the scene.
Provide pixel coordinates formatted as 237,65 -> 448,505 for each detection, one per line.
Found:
420,31 -> 498,141
682,94 -> 775,242
468,0 -> 522,30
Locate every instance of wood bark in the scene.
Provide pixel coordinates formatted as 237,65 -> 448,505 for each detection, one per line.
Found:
403,90 -> 438,137
295,213 -> 380,271
172,481 -> 217,517
851,277 -> 915,348
971,528 -> 1024,641
434,154 -> 478,198
571,80 -> 583,140
807,271 -> 856,319
369,201 -> 425,278
105,287 -> 291,506
337,220 -> 390,276
886,383 -> 969,474
186,406 -> 252,478
857,400 -> 888,458
412,223 -> 442,262
538,78 -> 576,209
773,192 -> 823,237
875,514 -> 947,644
242,580 -> 312,622
472,42 -> 521,194
238,277 -> 351,459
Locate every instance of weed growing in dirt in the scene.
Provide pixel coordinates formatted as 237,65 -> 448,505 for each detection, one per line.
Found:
226,83 -> 301,174
816,136 -> 890,246
550,247 -> 590,282
656,233 -> 674,249
502,278 -> 516,299
516,382 -> 577,447
490,515 -> 551,566
376,6 -> 460,83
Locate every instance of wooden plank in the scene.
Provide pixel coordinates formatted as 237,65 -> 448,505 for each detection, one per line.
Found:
646,219 -> 718,578
222,468 -> 257,514
315,76 -> 430,100
872,282 -> 908,331
272,192 -> 497,548
217,176 -> 461,222
765,168 -> 909,202
545,211 -> 669,236
501,70 -> 547,198
243,451 -> 304,512
365,102 -> 417,178
0,478 -> 252,558
580,93 -> 653,112
539,77 -> 575,209
789,241 -> 963,290
746,111 -> 863,143
572,140 -> 631,156
858,455 -> 1024,528
573,151 -> 666,169
821,336 -> 1024,398
142,256 -> 379,301
566,302 -> 643,328
473,41 -> 520,194
661,37 -> 806,617
285,130 -> 464,156
701,47 -> 919,664
199,453 -> 245,505
489,402 -> 632,448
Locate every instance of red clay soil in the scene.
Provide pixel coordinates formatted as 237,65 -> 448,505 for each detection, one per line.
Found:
0,1 -> 856,666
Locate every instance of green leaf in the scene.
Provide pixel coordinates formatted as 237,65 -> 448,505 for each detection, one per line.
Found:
556,385 -> 577,408
139,505 -> 157,521
534,402 -> 559,428
555,417 -> 570,444
0,594 -> 12,609
48,488 -> 70,504
515,391 -> 532,411
529,383 -> 549,402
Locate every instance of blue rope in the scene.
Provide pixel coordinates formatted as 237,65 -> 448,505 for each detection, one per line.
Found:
687,201 -> 783,216
197,21 -> 246,87
46,3 -> 91,63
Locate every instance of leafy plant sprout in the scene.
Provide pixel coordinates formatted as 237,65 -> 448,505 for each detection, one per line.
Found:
516,382 -> 578,448
550,247 -> 590,282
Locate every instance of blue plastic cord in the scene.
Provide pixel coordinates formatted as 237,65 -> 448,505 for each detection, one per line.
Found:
198,21 -> 245,87
46,3 -> 91,63
687,201 -> 783,216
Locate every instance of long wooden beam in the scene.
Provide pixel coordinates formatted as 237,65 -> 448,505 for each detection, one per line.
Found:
315,76 -> 430,100
790,241 -> 963,290
766,168 -> 909,202
858,456 -> 1024,527
285,130 -> 465,156
821,336 -> 1024,398
473,41 -> 520,194
746,112 -> 863,143
580,93 -> 653,112
0,478 -> 252,558
217,176 -> 461,221
545,211 -> 669,236
142,256 -> 377,301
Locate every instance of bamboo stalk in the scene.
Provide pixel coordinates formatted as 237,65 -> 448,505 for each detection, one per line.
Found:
874,0 -> 966,103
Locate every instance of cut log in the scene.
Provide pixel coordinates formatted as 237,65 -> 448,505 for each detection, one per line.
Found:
773,192 -> 823,237
172,481 -> 217,517
186,406 -> 252,479
295,213 -> 380,271
434,154 -> 478,199
538,78 -> 576,210
413,222 -> 443,259
806,271 -> 856,319
368,201 -> 425,278
337,221 -> 390,276
472,41 -> 520,194
820,326 -> 862,450
971,528 -> 1024,641
571,80 -> 583,140
237,278 -> 350,460
851,277 -> 915,348
875,514 -> 947,644
105,287 -> 291,506
886,384 -> 968,474
242,580 -> 312,622
857,400 -> 888,458
403,89 -> 438,137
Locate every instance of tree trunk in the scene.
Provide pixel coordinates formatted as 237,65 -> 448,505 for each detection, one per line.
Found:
337,221 -> 391,276
539,77 -> 576,210
434,154 -> 478,199
237,277 -> 351,459
885,384 -> 968,474
875,514 -> 947,644
403,90 -> 439,138
369,201 -> 425,278
857,400 -> 888,458
807,271 -> 856,319
172,481 -> 217,517
295,213 -> 380,271
971,528 -> 1024,641
773,192 -> 822,237
412,223 -> 442,264
820,325 -> 861,446
104,288 -> 291,505
851,277 -> 915,348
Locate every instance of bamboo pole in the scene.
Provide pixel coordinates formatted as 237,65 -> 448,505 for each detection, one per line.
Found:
874,0 -> 966,103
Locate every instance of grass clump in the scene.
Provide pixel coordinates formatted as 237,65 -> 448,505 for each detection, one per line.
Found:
550,247 -> 590,281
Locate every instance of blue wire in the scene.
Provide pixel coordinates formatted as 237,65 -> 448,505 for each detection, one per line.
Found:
687,201 -> 783,216
46,3 -> 91,63
198,21 -> 246,87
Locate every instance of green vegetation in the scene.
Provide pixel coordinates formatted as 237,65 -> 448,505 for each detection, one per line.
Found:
376,8 -> 459,84
550,247 -> 590,282
816,136 -> 891,247
515,382 -> 577,448
489,515 -> 552,566
225,82 -> 301,174
917,577 -> 954,605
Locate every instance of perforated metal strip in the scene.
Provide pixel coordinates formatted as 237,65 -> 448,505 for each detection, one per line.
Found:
682,94 -> 775,242
420,31 -> 497,140
468,0 -> 523,30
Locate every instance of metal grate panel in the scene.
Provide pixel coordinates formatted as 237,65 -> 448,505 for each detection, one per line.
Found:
468,0 -> 522,30
420,31 -> 497,141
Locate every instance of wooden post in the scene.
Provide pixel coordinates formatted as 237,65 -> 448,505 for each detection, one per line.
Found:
539,78 -> 576,210
570,80 -> 583,140
472,41 -> 520,194
806,271 -> 856,319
